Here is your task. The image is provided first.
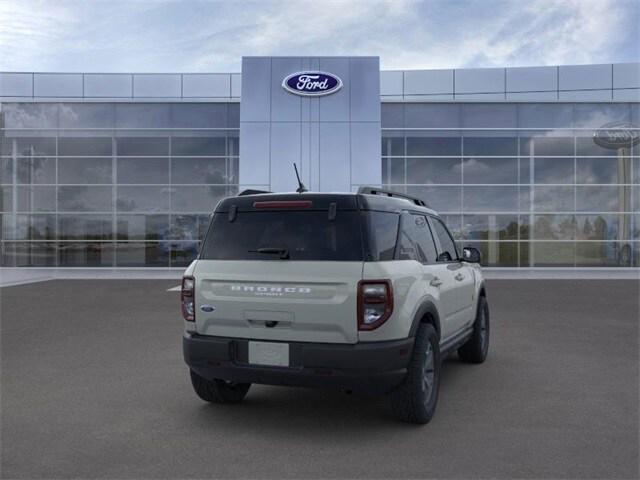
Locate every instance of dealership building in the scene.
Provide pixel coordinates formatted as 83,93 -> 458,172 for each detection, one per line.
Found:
0,57 -> 639,270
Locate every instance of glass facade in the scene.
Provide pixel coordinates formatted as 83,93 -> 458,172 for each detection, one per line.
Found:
382,103 -> 640,267
1,100 -> 638,268
0,103 -> 239,267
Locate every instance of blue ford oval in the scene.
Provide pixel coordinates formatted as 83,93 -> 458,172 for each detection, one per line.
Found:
282,71 -> 342,96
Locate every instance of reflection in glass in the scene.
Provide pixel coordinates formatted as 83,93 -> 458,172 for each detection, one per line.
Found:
382,158 -> 404,184
17,157 -> 56,184
381,136 -> 404,156
520,137 -> 574,156
17,186 -> 56,212
576,242 -> 629,267
58,137 -> 112,156
115,242 -> 169,267
117,158 -> 169,184
116,186 -> 170,212
533,215 -> 576,240
171,137 -> 226,156
13,214 -> 56,240
532,242 -> 575,266
463,137 -> 517,156
58,242 -> 114,267
463,241 -> 518,267
463,186 -> 519,212
576,186 -> 622,212
16,137 -> 56,156
1,242 -> 57,266
406,137 -> 461,156
116,137 -> 169,156
171,158 -> 227,184
58,157 -> 112,184
575,214 -> 629,241
462,215 -> 518,240
170,215 -> 210,240
171,186 -> 229,212
405,186 -> 461,212
59,215 -> 112,240
533,186 -> 574,212
533,157 -> 575,184
58,186 -> 112,212
463,157 -> 517,184
116,215 -> 169,241
576,157 -> 628,184
170,241 -> 200,267
406,158 -> 461,184
0,158 -> 12,184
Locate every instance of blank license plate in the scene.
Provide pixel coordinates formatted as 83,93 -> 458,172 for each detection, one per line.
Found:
248,341 -> 289,367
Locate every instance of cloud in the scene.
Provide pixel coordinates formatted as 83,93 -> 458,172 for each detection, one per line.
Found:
0,0 -> 637,72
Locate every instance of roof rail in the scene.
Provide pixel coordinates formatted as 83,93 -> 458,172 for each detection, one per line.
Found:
238,189 -> 271,196
357,186 -> 428,207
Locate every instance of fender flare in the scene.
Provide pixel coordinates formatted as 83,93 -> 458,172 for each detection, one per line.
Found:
409,300 -> 441,339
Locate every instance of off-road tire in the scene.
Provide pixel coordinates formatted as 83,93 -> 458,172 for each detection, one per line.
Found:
190,370 -> 251,404
390,324 -> 440,425
458,295 -> 490,364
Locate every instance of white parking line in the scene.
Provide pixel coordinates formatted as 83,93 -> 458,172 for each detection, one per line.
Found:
167,285 -> 182,291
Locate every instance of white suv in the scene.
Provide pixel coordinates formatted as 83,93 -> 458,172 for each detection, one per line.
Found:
182,187 -> 489,424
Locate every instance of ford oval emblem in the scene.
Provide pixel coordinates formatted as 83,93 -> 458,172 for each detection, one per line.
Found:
593,121 -> 640,149
282,71 -> 342,97
200,305 -> 215,313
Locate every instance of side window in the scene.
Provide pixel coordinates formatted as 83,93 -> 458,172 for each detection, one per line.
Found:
431,218 -> 458,262
397,214 -> 438,263
366,211 -> 400,261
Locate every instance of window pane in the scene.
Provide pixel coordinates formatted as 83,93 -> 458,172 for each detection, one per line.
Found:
381,103 -> 404,128
1,242 -> 57,267
16,137 -> 56,156
12,214 -> 56,240
576,214 -> 631,241
533,186 -> 574,212
59,214 -> 112,240
171,104 -> 228,128
576,157 -> 630,184
59,104 -> 115,128
115,242 -> 169,267
116,214 -> 169,241
117,186 -> 170,212
115,104 -> 171,128
532,242 -> 575,266
170,241 -> 200,267
382,158 -> 404,184
404,104 -> 460,128
576,186 -> 622,212
58,137 -> 112,156
534,158 -> 575,184
381,136 -> 404,156
58,242 -> 114,266
1,104 -> 58,128
463,157 -> 518,184
17,157 -> 55,184
171,137 -> 226,156
461,105 -> 517,128
406,186 -> 461,212
575,242 -> 629,267
17,186 -> 56,212
463,186 -> 519,212
532,215 -> 576,240
517,104 -> 573,128
170,214 -> 210,241
171,158 -> 228,184
406,158 -> 461,184
406,137 -> 461,156
463,137 -> 518,156
171,186 -> 228,212
0,158 -> 12,184
116,137 -> 169,156
366,211 -> 399,261
58,157 -> 112,184
440,214 -> 462,239
576,136 -> 620,157
0,187 -> 13,211
462,215 -> 518,240
520,137 -> 574,156
58,186 -> 112,212
117,158 -> 169,184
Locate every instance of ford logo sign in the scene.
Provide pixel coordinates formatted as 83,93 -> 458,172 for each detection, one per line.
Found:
282,71 -> 342,97
593,122 -> 640,149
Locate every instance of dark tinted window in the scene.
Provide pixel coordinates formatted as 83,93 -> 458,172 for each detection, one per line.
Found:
397,214 -> 438,263
366,211 -> 399,261
201,211 -> 363,261
431,218 -> 458,261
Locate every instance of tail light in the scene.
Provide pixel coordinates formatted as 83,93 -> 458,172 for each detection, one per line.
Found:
357,280 -> 393,330
181,276 -> 195,322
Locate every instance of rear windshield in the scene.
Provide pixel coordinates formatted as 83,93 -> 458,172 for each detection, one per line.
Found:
200,211 -> 364,261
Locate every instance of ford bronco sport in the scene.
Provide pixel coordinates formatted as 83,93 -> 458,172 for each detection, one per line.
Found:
182,187 -> 489,424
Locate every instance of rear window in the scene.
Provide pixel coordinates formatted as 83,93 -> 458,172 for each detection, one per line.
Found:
200,211 -> 363,261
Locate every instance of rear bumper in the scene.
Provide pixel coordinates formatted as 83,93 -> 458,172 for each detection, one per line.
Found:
183,333 -> 414,394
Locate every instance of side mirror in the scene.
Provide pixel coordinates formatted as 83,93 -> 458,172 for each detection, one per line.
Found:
462,247 -> 481,264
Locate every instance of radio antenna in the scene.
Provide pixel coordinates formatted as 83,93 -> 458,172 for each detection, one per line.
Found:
293,163 -> 308,193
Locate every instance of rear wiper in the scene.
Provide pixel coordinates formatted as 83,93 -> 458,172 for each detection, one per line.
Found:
248,247 -> 290,259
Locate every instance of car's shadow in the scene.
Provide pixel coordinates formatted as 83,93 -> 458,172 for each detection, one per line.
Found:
185,356 -> 475,433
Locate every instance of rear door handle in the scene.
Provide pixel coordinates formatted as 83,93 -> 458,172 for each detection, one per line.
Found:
454,273 -> 465,281
430,277 -> 443,287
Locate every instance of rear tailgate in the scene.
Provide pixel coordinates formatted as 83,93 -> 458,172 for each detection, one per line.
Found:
194,260 -> 362,343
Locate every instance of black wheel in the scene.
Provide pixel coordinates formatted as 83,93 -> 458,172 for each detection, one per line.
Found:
189,370 -> 251,404
390,323 -> 440,424
458,295 -> 490,364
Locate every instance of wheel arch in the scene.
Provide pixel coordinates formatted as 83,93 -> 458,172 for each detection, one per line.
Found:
409,300 -> 441,339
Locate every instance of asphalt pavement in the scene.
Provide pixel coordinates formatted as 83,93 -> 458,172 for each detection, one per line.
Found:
1,279 -> 638,479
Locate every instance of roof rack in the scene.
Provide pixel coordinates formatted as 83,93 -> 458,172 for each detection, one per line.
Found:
357,186 -> 428,207
238,189 -> 272,196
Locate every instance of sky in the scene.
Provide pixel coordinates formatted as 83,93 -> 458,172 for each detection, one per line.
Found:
0,0 -> 638,73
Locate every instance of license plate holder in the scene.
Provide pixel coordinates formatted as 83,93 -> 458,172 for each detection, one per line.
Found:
248,341 -> 290,367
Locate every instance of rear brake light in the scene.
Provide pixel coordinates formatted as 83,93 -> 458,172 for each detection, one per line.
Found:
253,200 -> 312,209
181,276 -> 195,322
357,280 -> 393,331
